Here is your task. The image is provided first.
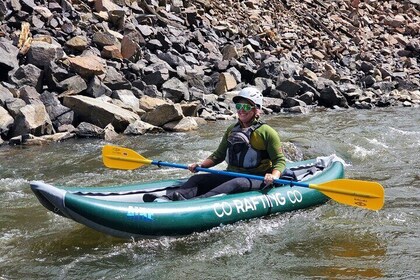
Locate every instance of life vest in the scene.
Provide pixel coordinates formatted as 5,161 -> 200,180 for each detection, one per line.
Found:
225,121 -> 269,169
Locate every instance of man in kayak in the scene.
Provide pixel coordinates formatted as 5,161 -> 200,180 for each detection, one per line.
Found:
148,87 -> 287,201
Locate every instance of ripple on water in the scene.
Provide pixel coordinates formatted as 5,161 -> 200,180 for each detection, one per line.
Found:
349,144 -> 377,159
0,178 -> 32,210
365,138 -> 389,148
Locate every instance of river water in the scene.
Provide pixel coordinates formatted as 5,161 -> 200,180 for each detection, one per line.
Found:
0,107 -> 419,279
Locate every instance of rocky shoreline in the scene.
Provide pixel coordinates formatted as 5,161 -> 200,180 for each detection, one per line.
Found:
0,0 -> 419,145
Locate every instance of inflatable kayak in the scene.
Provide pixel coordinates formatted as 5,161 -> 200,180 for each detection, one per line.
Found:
30,155 -> 345,238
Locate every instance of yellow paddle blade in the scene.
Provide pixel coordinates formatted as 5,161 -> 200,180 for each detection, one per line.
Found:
102,145 -> 152,170
310,179 -> 385,211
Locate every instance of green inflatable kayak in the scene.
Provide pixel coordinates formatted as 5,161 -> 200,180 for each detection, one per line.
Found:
30,156 -> 345,238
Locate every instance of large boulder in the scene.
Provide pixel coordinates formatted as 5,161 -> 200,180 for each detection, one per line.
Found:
12,103 -> 54,137
62,95 -> 140,132
141,103 -> 183,126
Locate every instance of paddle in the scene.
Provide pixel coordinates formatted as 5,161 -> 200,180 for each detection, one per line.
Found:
102,145 -> 384,211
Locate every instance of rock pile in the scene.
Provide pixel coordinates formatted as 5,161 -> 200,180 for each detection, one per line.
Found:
0,0 -> 419,145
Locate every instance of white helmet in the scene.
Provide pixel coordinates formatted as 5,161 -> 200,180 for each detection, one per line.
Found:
233,87 -> 263,109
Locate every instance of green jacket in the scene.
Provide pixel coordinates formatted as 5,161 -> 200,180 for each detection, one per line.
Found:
208,121 -> 287,175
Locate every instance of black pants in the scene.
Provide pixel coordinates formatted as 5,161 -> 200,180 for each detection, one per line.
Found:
170,173 -> 265,199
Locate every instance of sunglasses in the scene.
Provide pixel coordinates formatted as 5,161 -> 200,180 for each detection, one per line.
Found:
235,103 -> 255,112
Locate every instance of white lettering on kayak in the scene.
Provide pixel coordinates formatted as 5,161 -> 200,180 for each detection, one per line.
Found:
287,190 -> 303,203
214,201 -> 233,218
213,190 -> 303,218
267,192 -> 286,207
251,196 -> 260,209
233,199 -> 245,213
244,198 -> 255,212
261,195 -> 270,208
233,196 -> 264,214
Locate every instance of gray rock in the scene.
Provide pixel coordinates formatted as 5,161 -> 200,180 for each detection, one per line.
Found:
142,69 -> 170,86
124,120 -> 164,135
40,91 -> 74,128
0,39 -> 19,73
299,92 -> 315,105
63,95 -> 139,132
0,106 -> 14,136
57,75 -> 88,94
12,103 -> 54,137
163,117 -> 198,132
27,41 -> 65,68
138,25 -> 155,37
44,61 -> 71,90
287,106 -> 311,114
283,97 -> 307,108
277,79 -> 303,97
92,31 -> 119,48
162,77 -> 189,102
319,86 -> 349,108
141,103 -> 183,127
0,84 -> 14,106
158,51 -> 188,68
0,1 -> 7,20
9,64 -> 43,92
103,67 -> 131,90
111,89 -> 140,112
18,86 -> 42,104
76,122 -> 105,138
254,77 -> 273,95
103,123 -> 119,141
4,98 -> 27,118
263,96 -> 283,113
86,76 -> 112,97
21,0 -> 36,11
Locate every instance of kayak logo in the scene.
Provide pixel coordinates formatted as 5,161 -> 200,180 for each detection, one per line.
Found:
127,206 -> 153,222
213,190 -> 303,218
287,190 -> 303,204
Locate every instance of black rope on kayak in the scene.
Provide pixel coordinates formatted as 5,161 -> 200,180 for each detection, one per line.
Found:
157,161 -> 162,168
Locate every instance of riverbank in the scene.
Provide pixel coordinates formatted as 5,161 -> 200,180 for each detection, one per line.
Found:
0,0 -> 419,145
